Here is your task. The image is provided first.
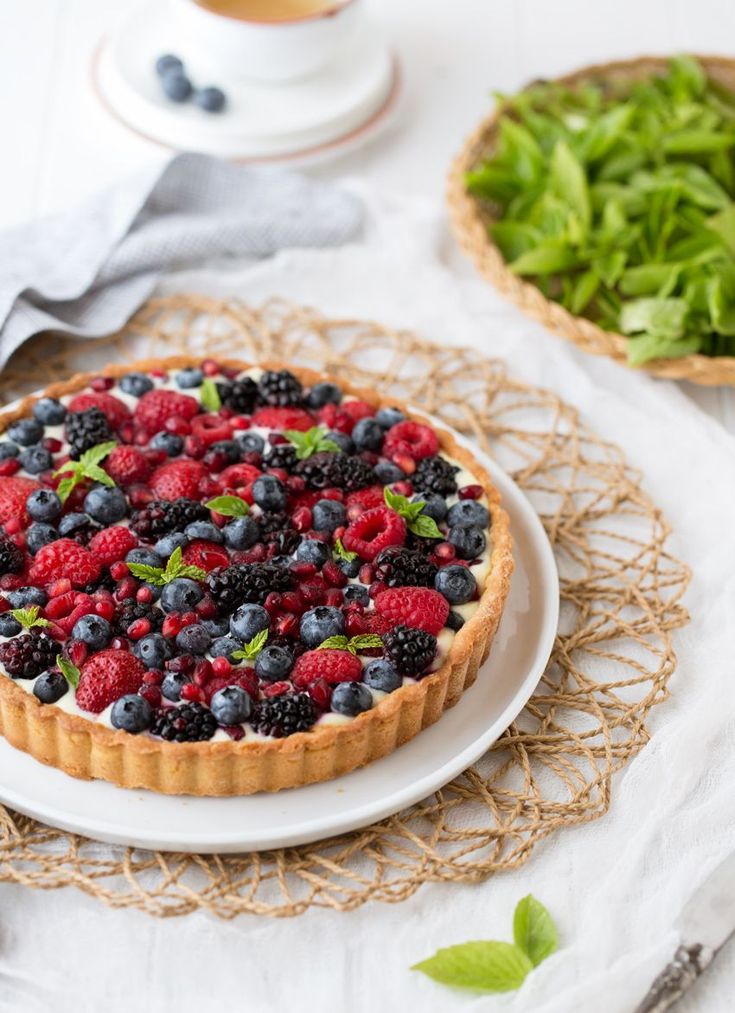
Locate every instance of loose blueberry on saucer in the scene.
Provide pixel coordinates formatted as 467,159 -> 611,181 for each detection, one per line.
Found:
161,70 -> 193,103
195,86 -> 227,113
155,54 -> 184,77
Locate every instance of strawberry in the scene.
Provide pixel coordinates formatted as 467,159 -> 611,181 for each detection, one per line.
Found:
134,389 -> 200,435
374,587 -> 450,635
29,538 -> 102,588
104,445 -> 151,487
182,539 -> 229,573
0,476 -> 40,526
342,506 -> 406,561
291,648 -> 363,688
88,526 -> 138,567
383,420 -> 439,461
345,485 -> 385,511
251,407 -> 314,431
203,668 -> 259,703
76,650 -> 146,714
67,391 -> 131,430
149,459 -> 207,500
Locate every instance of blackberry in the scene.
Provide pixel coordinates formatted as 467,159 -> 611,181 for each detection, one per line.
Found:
150,702 -> 217,742
295,451 -> 374,492
217,377 -> 258,414
0,632 -> 57,679
383,624 -> 437,676
257,510 -> 294,538
257,369 -> 303,407
263,444 -> 297,470
65,407 -> 113,460
206,563 -> 294,611
81,570 -> 116,595
266,529 -> 302,557
250,692 -> 317,738
130,498 -> 208,538
114,600 -> 163,636
0,536 -> 24,576
374,547 -> 438,588
413,456 -> 459,497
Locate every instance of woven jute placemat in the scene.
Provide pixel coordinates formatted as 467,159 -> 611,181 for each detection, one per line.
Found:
0,296 -> 690,918
447,54 -> 735,387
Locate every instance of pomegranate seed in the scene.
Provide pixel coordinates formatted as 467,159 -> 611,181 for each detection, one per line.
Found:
222,725 -> 245,741
149,368 -> 168,379
110,637 -> 130,651
323,561 -> 347,588
268,432 -> 287,445
280,590 -> 304,613
292,506 -> 312,531
9,532 -> 25,550
369,581 -> 387,599
262,681 -> 290,698
184,435 -> 206,459
49,578 -> 73,598
286,475 -> 306,494
162,614 -> 185,638
90,375 -> 114,391
66,640 -> 88,667
136,586 -> 154,604
197,476 -> 222,499
458,484 -> 483,500
0,574 -> 23,591
119,421 -> 136,444
307,678 -> 333,711
325,588 -> 344,607
289,562 -> 316,579
232,544 -> 267,564
300,582 -> 326,607
127,618 -> 152,641
42,436 -> 62,452
128,484 -> 154,508
392,480 -> 413,497
94,599 -> 115,622
139,685 -> 162,707
241,450 -> 263,466
359,564 -> 374,585
203,449 -> 229,473
230,417 -> 250,431
267,467 -> 288,483
109,561 -> 128,581
264,592 -> 282,614
201,358 -> 221,376
166,653 -> 195,673
114,577 -> 138,601
48,622 -> 68,642
433,542 -> 456,563
211,656 -> 232,677
344,611 -> 366,637
275,613 -> 299,638
193,659 -> 213,686
194,595 -> 217,619
165,415 -> 192,436
0,597 -> 9,614
134,429 -> 150,446
392,453 -> 416,475
143,669 -> 164,685
0,459 -> 20,476
321,488 -> 344,502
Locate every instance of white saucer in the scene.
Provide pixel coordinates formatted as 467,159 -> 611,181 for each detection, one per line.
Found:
0,436 -> 558,854
93,2 -> 399,163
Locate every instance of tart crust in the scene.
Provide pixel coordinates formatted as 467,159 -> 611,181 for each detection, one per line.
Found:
0,358 -> 514,796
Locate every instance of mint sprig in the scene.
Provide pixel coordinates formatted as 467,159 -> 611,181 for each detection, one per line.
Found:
56,654 -> 80,689
412,895 -> 557,993
318,634 -> 383,655
285,426 -> 341,461
53,440 -> 117,504
200,377 -> 222,412
383,487 -> 443,539
333,537 -> 358,563
231,629 -> 268,662
205,495 -> 249,518
127,546 -> 206,586
11,606 -> 50,631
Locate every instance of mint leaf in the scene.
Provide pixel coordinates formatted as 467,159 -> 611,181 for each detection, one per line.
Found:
82,441 -> 117,469
200,378 -> 221,412
127,546 -> 205,586
333,537 -> 357,563
285,426 -> 341,461
56,654 -> 80,689
126,562 -> 167,587
11,606 -> 50,630
318,635 -> 350,652
85,464 -> 115,488
513,895 -> 558,967
384,488 -> 443,539
318,634 -> 383,655
54,440 -> 117,503
231,628 -> 268,661
205,495 -> 249,518
412,941 -> 532,992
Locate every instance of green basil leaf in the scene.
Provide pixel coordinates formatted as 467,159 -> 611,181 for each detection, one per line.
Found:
627,333 -> 702,366
550,140 -> 590,229
412,941 -> 532,992
205,495 -> 249,518
57,654 -> 80,689
509,243 -> 578,276
662,130 -> 735,155
489,221 -> 542,262
708,205 -> 735,254
513,895 -> 559,967
619,298 -> 689,340
408,514 -> 443,540
200,378 -> 221,412
619,264 -> 681,297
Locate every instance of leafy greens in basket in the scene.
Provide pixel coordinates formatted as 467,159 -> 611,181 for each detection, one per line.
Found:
466,56 -> 735,364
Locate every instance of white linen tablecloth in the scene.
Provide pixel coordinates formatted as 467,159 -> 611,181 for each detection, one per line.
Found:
1,190 -> 734,1013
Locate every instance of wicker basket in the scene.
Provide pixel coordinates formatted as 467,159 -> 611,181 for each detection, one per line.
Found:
447,54 -> 735,387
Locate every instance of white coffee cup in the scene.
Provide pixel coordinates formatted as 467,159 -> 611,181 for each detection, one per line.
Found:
170,0 -> 364,85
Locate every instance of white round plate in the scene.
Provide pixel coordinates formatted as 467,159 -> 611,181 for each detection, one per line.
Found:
0,435 -> 558,853
93,1 -> 399,164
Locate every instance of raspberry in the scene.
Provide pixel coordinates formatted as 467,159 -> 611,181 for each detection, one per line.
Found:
29,539 -> 102,589
345,485 -> 386,511
218,462 -> 262,489
383,421 -> 439,461
251,407 -> 314,431
104,445 -> 151,487
342,506 -> 406,562
291,648 -> 363,688
0,475 -> 40,526
134,389 -> 200,435
149,460 -> 207,500
190,415 -> 232,446
341,401 -> 375,426
383,624 -> 437,676
75,649 -> 146,713
67,391 -> 131,431
88,526 -> 138,567
374,587 -> 449,635
182,539 -> 230,573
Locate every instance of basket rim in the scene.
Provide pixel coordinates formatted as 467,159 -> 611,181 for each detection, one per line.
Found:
446,52 -> 735,387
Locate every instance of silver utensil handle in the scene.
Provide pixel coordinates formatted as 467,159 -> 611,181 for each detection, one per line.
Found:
634,944 -> 709,1012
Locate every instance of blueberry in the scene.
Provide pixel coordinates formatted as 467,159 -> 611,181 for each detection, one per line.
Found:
252,474 -> 286,512
161,671 -> 190,702
223,516 -> 259,551
26,523 -> 59,555
338,557 -> 361,579
210,685 -> 251,725
33,670 -> 69,704
155,53 -> 184,76
126,547 -> 163,568
448,526 -> 486,561
119,372 -> 153,397
160,578 -> 204,613
209,439 -> 241,464
175,623 -> 211,655
175,367 -> 203,389
202,617 -> 229,638
312,499 -> 346,533
111,694 -> 153,733
27,489 -> 62,522
72,614 -> 111,650
154,532 -> 188,557
299,605 -> 344,648
6,586 -> 47,608
325,430 -> 353,453
343,584 -> 370,606
446,610 -> 465,631
8,418 -> 43,446
185,520 -> 223,543
414,492 -> 447,524
296,538 -> 330,568
447,500 -> 490,529
0,442 -> 18,459
307,382 -> 342,409
376,407 -> 405,429
352,417 -> 384,452
210,635 -> 241,662
230,603 -> 270,643
254,643 -> 294,683
0,614 -> 21,637
363,658 -> 401,692
435,564 -> 477,604
134,633 -> 172,668
32,397 -> 66,425
84,485 -> 127,524
374,460 -> 404,484
19,446 -> 53,474
151,431 -> 184,457
58,512 -> 91,537
195,86 -> 226,113
331,681 -> 373,716
161,70 -> 193,102
235,432 -> 265,455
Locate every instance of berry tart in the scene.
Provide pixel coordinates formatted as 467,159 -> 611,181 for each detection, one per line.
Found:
0,358 -> 513,795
